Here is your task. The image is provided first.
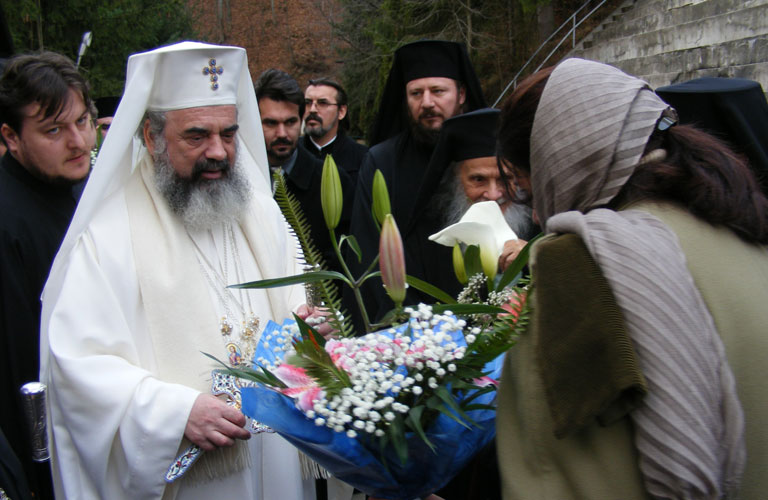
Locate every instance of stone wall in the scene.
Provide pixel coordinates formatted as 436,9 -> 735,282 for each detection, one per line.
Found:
570,0 -> 768,92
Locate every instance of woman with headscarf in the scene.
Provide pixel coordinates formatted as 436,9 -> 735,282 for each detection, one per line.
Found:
494,59 -> 768,500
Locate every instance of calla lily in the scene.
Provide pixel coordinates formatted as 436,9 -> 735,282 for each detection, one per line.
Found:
429,201 -> 518,281
379,214 -> 406,306
452,244 -> 468,285
372,169 -> 391,226
320,154 -> 343,230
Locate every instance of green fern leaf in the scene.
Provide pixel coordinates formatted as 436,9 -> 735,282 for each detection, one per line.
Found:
272,170 -> 353,336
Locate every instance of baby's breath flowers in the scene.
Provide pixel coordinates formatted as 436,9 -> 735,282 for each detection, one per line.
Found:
238,301 -> 524,463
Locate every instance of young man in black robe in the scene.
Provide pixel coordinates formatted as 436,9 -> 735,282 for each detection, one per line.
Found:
346,40 -> 487,328
302,78 -> 368,186
255,69 -> 354,279
0,50 -> 96,500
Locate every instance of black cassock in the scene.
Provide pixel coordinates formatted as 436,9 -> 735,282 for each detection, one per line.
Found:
340,39 -> 497,499
0,152 -> 83,499
280,143 -> 354,277
301,129 -> 369,187
346,130 -> 461,331
347,132 -> 500,500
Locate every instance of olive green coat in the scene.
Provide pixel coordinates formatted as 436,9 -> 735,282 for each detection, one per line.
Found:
497,202 -> 768,500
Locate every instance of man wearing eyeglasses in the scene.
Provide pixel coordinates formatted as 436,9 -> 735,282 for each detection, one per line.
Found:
255,69 -> 353,276
302,78 -> 368,185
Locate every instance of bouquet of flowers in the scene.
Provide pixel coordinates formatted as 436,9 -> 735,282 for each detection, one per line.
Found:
218,156 -> 535,498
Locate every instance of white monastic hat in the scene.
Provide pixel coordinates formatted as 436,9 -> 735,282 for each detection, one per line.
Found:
139,41 -> 243,111
55,41 -> 269,262
41,43 -> 271,378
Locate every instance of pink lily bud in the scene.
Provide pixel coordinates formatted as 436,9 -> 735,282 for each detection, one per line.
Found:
379,214 -> 406,306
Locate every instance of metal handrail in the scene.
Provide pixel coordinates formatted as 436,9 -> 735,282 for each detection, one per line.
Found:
493,0 -> 610,107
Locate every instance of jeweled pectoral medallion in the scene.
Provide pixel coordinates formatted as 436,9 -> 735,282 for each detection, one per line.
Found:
220,315 -> 234,336
241,312 -> 259,338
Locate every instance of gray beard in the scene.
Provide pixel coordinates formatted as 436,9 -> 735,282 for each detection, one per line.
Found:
307,126 -> 329,139
438,170 -> 537,240
152,144 -> 252,231
305,118 -> 334,140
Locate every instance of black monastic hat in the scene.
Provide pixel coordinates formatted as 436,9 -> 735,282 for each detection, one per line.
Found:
95,96 -> 121,118
407,108 -> 500,233
656,77 -> 768,194
369,40 -> 487,146
435,107 -> 500,162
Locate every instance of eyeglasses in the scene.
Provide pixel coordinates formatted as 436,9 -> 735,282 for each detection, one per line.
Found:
304,99 -> 340,110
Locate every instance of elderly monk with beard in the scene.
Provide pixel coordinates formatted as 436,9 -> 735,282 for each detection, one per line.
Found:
403,108 -> 538,309
347,40 -> 487,327
39,42 -> 323,500
389,107 -> 536,500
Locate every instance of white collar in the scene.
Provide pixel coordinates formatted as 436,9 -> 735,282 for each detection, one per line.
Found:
310,134 -> 337,150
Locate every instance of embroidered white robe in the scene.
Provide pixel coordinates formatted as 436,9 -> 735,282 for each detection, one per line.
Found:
42,159 -> 314,500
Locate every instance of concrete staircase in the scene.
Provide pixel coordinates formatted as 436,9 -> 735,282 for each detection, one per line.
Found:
569,0 -> 768,92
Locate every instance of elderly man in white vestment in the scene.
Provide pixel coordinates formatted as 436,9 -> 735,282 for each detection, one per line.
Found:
39,42 -> 319,499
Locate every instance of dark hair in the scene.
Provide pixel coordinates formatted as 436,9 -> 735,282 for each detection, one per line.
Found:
307,77 -> 348,106
611,125 -> 768,244
496,66 -> 553,176
254,68 -> 305,118
497,65 -> 768,245
307,77 -> 350,130
0,51 -> 92,136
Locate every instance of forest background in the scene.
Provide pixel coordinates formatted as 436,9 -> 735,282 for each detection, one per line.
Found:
0,0 -> 623,141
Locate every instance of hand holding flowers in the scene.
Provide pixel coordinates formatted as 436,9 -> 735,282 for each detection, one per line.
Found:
230,297 -> 523,498
214,155 -> 535,498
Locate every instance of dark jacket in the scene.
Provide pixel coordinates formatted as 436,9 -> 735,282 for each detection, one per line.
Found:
301,129 -> 368,186
347,131 -> 462,329
280,144 -> 354,275
0,152 -> 81,499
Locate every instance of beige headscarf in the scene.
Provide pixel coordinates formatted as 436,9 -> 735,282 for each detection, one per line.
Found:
532,58 -> 745,499
531,58 -> 669,227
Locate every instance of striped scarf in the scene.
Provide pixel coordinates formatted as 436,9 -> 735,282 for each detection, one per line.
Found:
531,58 -> 746,499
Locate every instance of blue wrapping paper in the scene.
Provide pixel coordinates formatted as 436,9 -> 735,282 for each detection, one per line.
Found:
241,317 -> 504,499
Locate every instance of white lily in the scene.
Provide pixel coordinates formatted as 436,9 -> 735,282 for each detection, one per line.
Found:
429,201 -> 517,280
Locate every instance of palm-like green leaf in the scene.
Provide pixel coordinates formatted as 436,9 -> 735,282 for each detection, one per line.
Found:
339,234 -> 362,263
405,275 -> 456,304
388,416 -> 408,465
202,352 -> 287,388
431,303 -> 504,315
231,270 -> 349,289
425,394 -> 472,429
404,405 -> 434,452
